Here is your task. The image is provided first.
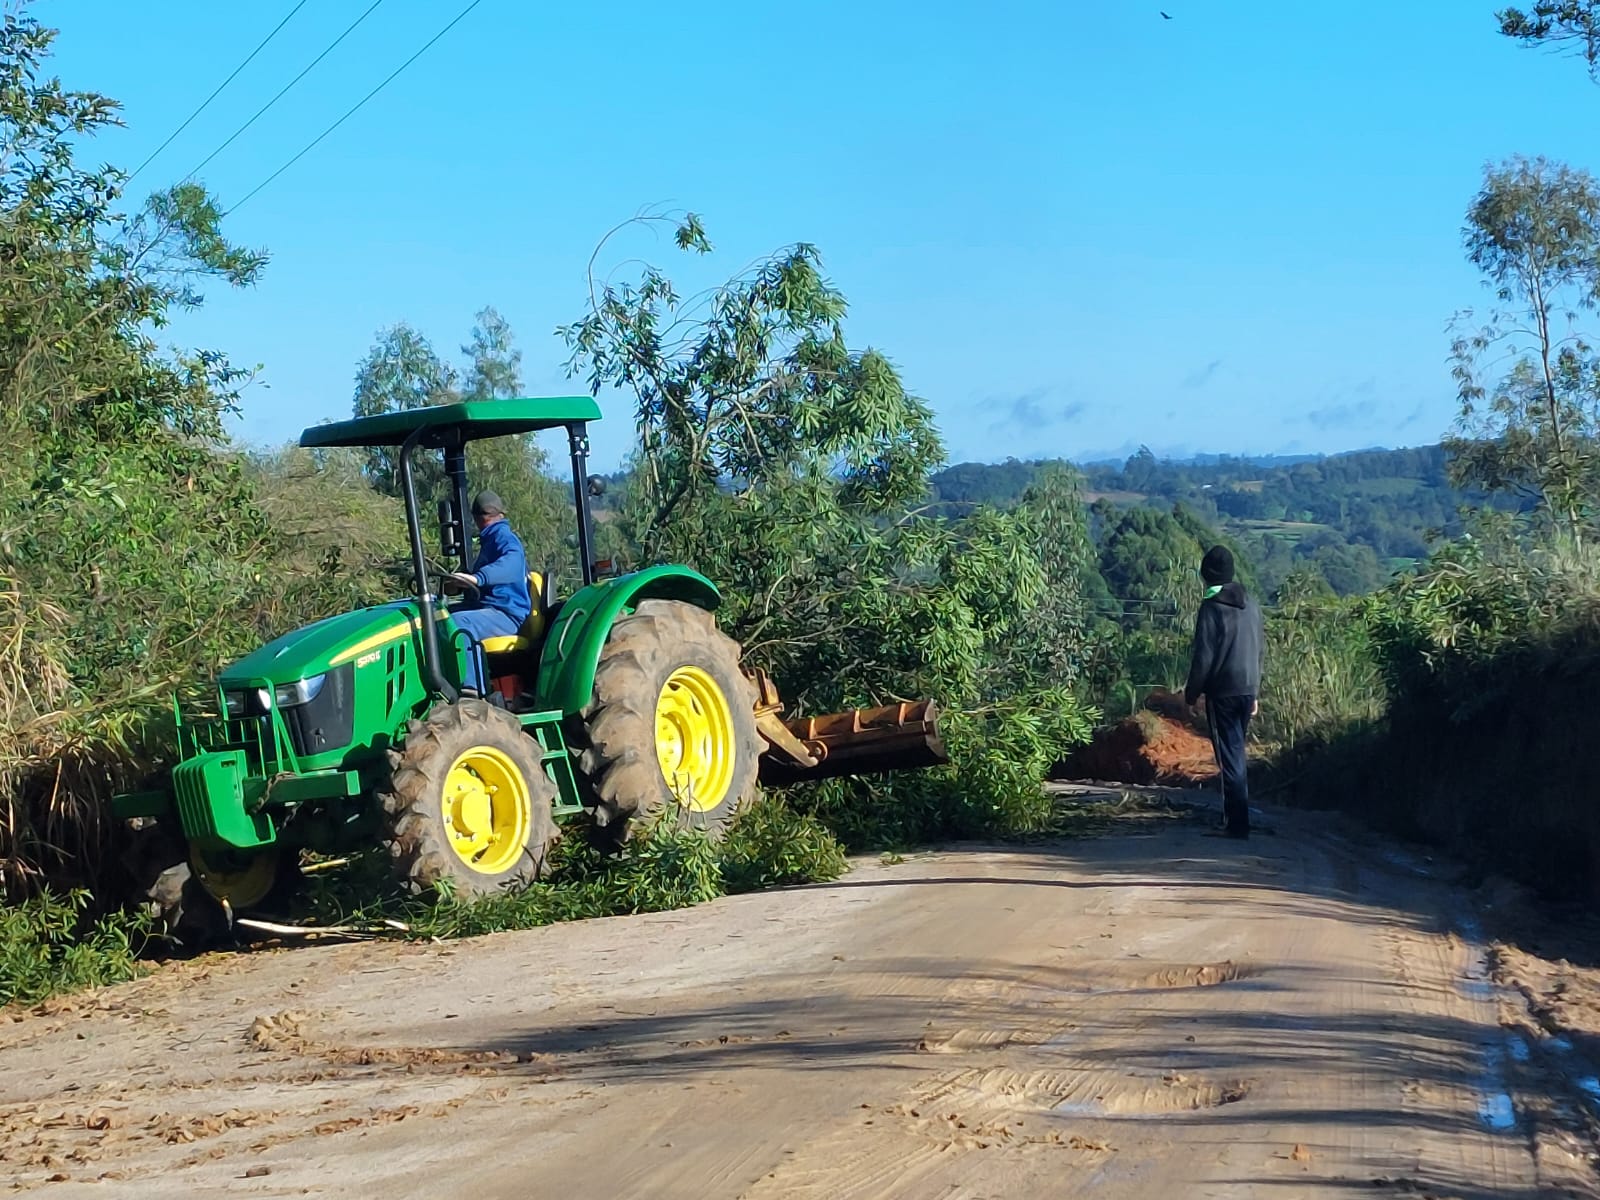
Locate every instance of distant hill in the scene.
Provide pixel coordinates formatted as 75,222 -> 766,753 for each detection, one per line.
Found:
931,443 -> 1523,598
1074,451 -> 1332,471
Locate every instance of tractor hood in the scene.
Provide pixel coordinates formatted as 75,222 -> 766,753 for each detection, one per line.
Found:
218,601 -> 434,685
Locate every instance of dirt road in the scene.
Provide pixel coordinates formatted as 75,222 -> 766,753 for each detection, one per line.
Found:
5,793 -> 1600,1198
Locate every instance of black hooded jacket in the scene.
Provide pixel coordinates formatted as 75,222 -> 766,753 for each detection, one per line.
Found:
1183,581 -> 1264,705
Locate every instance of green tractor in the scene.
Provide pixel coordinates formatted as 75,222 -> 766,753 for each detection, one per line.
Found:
114,397 -> 945,934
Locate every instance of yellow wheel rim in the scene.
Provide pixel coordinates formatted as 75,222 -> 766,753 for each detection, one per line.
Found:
655,665 -> 736,813
441,746 -> 532,875
191,846 -> 278,909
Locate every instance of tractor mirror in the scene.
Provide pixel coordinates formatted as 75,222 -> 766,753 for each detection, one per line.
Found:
438,500 -> 461,559
586,474 -> 607,498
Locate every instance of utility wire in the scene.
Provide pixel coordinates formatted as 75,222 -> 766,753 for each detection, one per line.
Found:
182,0 -> 390,185
127,0 -> 312,185
228,0 -> 489,214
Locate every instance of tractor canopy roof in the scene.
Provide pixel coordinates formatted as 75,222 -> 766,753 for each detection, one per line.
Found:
298,397 -> 603,449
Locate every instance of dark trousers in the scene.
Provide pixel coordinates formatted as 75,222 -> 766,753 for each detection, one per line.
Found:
1206,694 -> 1253,834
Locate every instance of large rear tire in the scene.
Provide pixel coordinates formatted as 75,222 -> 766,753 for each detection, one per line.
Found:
380,699 -> 558,899
577,599 -> 761,843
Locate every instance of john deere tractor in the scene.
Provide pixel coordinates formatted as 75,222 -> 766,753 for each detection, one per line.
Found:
114,397 -> 944,934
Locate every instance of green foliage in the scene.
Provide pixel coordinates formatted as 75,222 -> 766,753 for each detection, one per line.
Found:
718,796 -> 847,893
1448,156 -> 1600,538
1356,516 -> 1600,706
794,695 -> 1096,851
1282,531 -> 1600,900
1499,3 -> 1600,77
0,889 -> 147,1008
561,219 -> 939,570
349,323 -> 456,493
1298,535 -> 1388,597
246,444 -> 409,587
1006,465 -> 1102,688
1091,502 -> 1224,694
1255,581 -> 1385,751
560,215 -> 1101,846
0,8 -> 365,899
1094,503 -> 1201,616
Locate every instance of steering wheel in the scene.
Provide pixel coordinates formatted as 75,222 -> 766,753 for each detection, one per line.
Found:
427,557 -> 479,601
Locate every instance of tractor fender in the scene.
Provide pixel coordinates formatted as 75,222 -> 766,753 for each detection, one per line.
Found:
533,565 -> 721,717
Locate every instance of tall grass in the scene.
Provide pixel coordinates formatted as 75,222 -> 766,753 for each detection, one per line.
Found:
1255,594 -> 1386,752
0,583 -> 151,898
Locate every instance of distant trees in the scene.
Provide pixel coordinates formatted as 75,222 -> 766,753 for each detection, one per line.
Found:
351,324 -> 456,494
349,309 -> 570,572
1095,505 -> 1203,622
1294,533 -> 1387,597
927,459 -> 1039,511
1121,446 -> 1160,492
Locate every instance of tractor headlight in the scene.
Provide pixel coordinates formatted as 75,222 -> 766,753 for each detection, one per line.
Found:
267,674 -> 328,709
222,690 -> 247,719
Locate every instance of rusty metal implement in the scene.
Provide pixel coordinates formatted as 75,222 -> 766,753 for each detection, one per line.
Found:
747,668 -> 948,786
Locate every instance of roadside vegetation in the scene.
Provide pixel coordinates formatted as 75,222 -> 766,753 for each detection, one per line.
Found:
1262,7 -> 1600,899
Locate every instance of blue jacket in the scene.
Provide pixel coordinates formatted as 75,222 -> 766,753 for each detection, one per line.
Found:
466,518 -> 532,626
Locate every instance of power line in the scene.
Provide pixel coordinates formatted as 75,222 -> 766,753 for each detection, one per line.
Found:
127,1 -> 312,185
228,0 -> 490,214
182,0 -> 390,185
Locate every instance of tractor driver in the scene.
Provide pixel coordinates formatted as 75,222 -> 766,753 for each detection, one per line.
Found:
446,491 -> 531,695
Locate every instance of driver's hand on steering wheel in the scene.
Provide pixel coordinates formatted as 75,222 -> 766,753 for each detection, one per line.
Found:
446,571 -> 479,592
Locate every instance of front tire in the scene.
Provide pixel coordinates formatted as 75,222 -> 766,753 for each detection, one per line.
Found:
191,844 -> 287,913
578,600 -> 761,843
380,699 -> 558,899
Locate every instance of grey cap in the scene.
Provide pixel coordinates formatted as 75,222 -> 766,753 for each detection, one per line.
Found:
471,491 -> 505,518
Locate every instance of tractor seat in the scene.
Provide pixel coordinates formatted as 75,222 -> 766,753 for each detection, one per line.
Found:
480,570 -> 555,656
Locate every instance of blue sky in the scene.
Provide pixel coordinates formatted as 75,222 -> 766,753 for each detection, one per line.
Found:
47,0 -> 1600,470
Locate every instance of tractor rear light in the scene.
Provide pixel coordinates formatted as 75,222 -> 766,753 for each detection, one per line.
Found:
270,674 -> 328,709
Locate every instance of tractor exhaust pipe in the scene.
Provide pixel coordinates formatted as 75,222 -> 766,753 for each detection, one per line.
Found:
748,670 -> 948,787
400,427 -> 457,703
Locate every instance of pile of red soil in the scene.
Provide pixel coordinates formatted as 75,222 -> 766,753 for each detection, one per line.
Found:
1056,689 -> 1220,787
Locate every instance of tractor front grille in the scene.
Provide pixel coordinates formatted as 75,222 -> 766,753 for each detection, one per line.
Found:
179,715 -> 272,774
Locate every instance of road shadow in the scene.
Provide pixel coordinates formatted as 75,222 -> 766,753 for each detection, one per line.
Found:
434,955 -> 1521,1149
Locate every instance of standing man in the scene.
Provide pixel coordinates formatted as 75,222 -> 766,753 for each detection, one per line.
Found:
1182,545 -> 1264,840
447,491 -> 531,696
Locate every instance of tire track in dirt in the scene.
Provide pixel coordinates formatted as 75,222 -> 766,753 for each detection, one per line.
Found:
739,935 -> 1267,1198
4,801 -> 1597,1198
